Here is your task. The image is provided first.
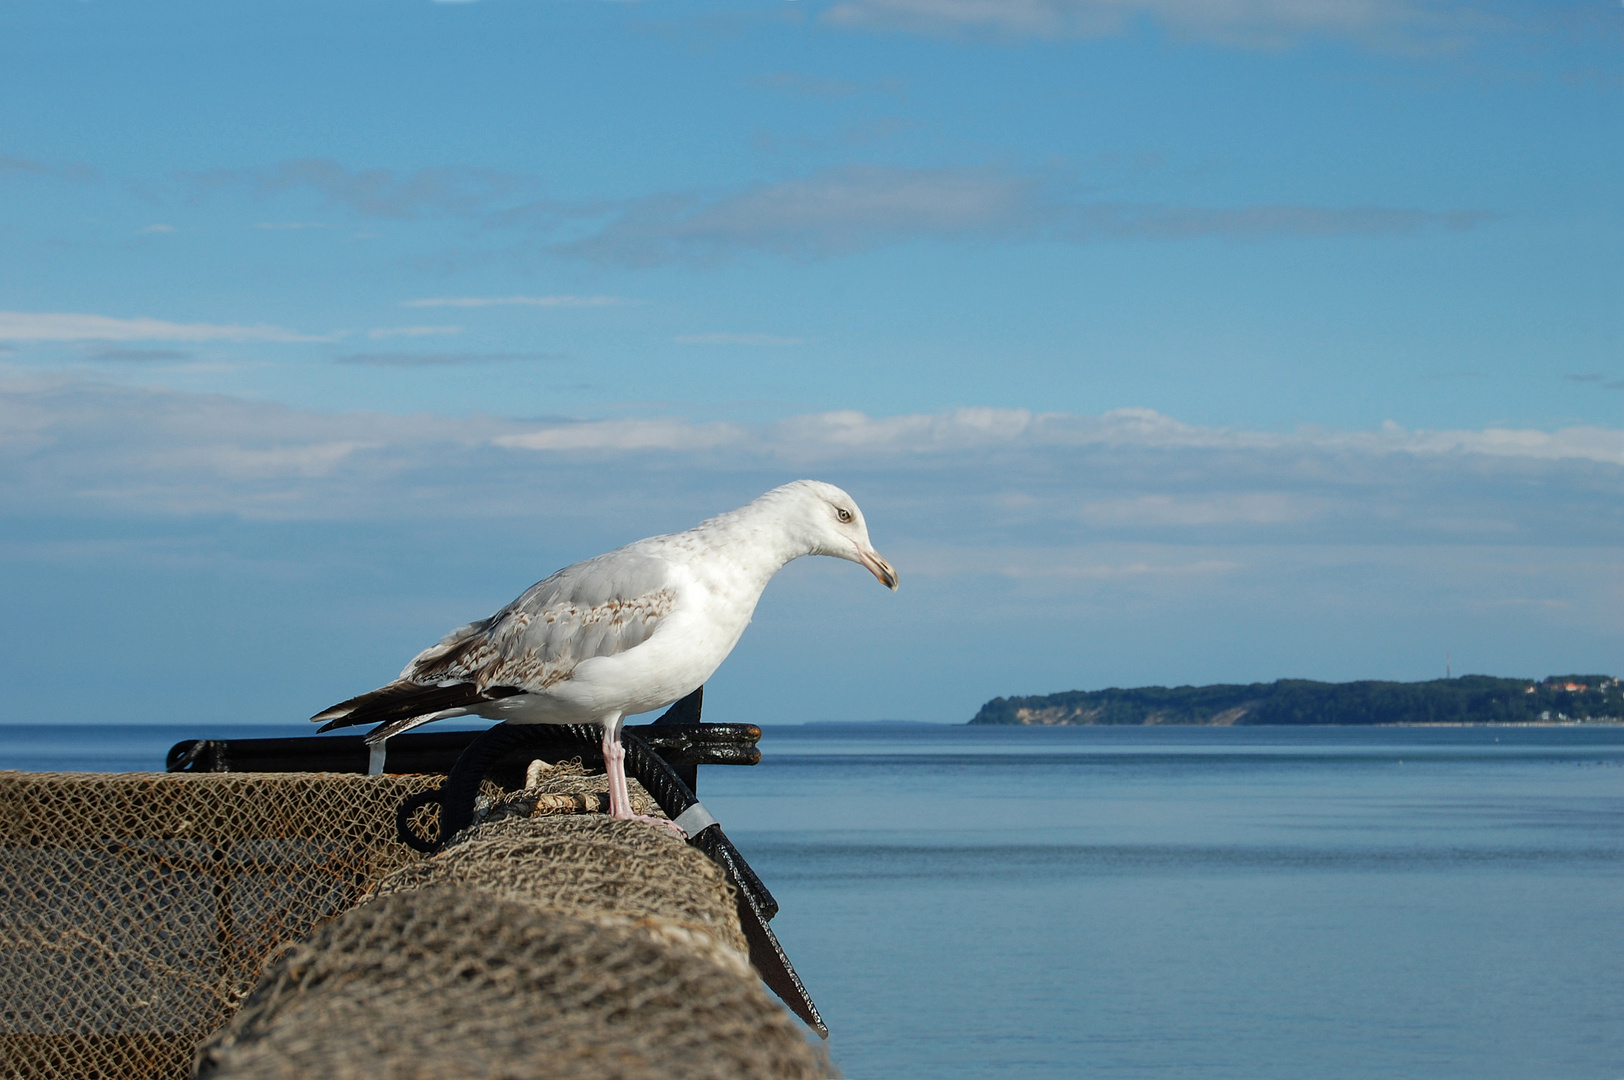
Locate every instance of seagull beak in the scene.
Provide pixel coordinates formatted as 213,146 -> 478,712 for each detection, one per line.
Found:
857,547 -> 899,592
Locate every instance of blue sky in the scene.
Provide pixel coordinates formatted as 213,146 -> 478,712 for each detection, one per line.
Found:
1,0 -> 1620,726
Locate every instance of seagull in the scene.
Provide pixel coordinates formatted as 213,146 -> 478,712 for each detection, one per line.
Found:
311,480 -> 898,828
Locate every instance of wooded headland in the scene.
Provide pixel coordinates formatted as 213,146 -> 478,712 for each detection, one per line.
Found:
969,675 -> 1624,726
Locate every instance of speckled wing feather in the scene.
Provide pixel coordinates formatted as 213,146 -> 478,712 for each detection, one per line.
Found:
312,552 -> 675,733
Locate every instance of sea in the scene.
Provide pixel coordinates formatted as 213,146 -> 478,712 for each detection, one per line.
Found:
3,722 -> 1621,1079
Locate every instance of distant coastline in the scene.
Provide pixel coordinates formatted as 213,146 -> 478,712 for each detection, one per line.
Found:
969,675 -> 1624,726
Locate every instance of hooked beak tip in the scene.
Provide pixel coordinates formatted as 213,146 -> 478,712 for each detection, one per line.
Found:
860,548 -> 899,592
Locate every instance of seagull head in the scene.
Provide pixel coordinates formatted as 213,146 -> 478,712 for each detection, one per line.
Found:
769,480 -> 899,591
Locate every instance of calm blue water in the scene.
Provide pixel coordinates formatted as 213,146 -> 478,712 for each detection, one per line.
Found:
4,722 -> 1622,1079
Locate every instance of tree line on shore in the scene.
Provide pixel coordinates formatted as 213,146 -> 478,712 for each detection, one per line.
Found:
970,675 -> 1624,726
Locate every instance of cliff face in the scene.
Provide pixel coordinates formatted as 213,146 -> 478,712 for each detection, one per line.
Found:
997,701 -> 1259,725
1005,704 -> 1101,725
970,675 -> 1624,725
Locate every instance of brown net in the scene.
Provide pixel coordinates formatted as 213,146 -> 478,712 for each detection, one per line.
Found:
192,886 -> 827,1080
0,770 -> 443,1080
2,765 -> 829,1080
199,777 -> 829,1080
373,811 -> 753,973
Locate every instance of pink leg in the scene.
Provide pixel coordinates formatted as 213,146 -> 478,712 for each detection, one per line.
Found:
601,725 -> 630,817
600,726 -> 686,836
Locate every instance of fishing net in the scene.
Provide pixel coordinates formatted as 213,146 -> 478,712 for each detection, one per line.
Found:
0,771 -> 442,1080
382,763 -> 746,958
2,764 -> 830,1080
196,812 -> 829,1080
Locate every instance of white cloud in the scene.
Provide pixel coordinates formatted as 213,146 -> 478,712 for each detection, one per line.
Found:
6,375 -> 1619,726
4,375 -> 1621,708
336,351 -> 556,367
558,166 -> 1047,265
673,333 -> 807,346
1074,493 -> 1312,527
821,0 -> 1492,50
6,378 -> 1618,549
366,325 -> 462,339
140,440 -> 378,481
85,347 -> 192,363
770,406 -> 1045,453
0,311 -> 322,343
552,166 -> 1493,266
0,154 -> 97,183
187,157 -> 1492,265
190,159 -> 534,220
488,405 -> 1624,469
494,418 -> 748,452
401,295 -> 625,308
997,556 -> 1239,580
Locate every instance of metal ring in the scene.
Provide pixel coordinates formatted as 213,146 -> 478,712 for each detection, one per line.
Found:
395,788 -> 445,852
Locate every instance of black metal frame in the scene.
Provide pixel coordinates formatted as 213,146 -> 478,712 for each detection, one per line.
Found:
167,719 -> 759,795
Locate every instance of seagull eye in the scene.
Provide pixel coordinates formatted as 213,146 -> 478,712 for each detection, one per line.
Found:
836,507 -> 852,523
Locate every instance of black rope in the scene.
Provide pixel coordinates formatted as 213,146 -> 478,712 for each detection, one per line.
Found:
165,740 -> 212,772
434,722 -> 605,844
619,729 -> 818,1034
619,731 -> 777,918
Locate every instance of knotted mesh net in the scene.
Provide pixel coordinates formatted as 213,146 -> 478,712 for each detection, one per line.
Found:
198,812 -> 828,1079
2,765 -> 830,1080
0,771 -> 441,1080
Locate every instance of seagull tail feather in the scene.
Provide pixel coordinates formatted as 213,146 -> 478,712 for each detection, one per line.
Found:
362,711 -> 460,746
311,680 -> 525,732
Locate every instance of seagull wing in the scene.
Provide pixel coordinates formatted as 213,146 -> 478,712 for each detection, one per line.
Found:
407,551 -> 675,690
312,552 -> 675,735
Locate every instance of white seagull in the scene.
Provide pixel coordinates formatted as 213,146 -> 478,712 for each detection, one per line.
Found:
312,480 -> 898,827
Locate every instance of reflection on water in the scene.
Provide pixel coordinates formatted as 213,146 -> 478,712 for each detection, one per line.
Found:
5,722 -> 1622,1079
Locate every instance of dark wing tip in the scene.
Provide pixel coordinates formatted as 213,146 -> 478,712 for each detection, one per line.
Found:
309,679 -> 424,729
308,680 -> 528,736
